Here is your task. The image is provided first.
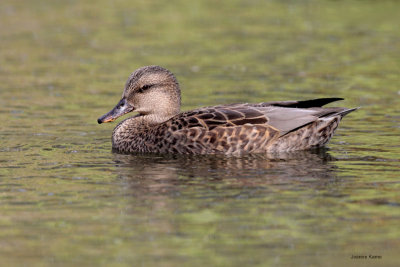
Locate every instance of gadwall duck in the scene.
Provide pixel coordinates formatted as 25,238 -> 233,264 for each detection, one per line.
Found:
98,65 -> 357,155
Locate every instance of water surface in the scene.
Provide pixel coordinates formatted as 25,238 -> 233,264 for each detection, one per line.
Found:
0,0 -> 399,266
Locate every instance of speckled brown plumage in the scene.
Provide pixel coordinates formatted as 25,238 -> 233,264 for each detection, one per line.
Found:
98,66 -> 357,155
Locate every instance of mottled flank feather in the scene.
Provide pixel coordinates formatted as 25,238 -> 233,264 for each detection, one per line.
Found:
98,66 -> 357,155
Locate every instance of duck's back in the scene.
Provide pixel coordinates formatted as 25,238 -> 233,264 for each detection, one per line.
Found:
151,98 -> 356,155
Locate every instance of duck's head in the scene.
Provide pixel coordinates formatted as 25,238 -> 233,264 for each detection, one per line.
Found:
98,65 -> 181,124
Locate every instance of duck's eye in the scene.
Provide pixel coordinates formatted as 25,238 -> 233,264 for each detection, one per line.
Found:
118,99 -> 126,108
138,84 -> 153,93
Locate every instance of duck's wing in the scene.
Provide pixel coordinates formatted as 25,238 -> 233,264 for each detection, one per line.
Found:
165,101 -> 355,154
257,97 -> 344,108
166,105 -> 279,154
177,102 -> 348,135
177,104 -> 269,131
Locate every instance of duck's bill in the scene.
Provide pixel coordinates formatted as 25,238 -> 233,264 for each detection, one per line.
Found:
97,98 -> 134,124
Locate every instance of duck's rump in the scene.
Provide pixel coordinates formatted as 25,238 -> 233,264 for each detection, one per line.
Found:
162,98 -> 356,154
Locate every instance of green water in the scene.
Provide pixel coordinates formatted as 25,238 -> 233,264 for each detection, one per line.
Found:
1,0 -> 399,266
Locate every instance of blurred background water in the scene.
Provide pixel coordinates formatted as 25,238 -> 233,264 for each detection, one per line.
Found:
0,0 -> 399,266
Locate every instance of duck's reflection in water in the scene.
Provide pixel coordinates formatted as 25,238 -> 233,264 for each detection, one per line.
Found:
112,148 -> 339,196
111,149 -> 341,237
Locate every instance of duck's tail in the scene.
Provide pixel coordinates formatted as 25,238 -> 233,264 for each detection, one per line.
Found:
326,107 -> 359,118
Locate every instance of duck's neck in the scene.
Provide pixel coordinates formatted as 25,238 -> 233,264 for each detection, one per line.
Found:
140,113 -> 176,125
